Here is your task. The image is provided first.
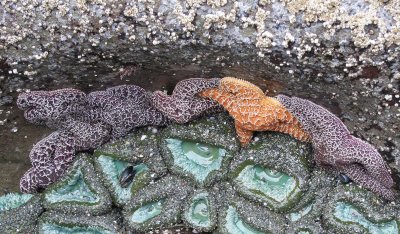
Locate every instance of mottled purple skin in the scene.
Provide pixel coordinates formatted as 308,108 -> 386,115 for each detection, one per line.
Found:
86,85 -> 168,139
20,120 -> 111,193
17,89 -> 87,127
150,78 -> 222,124
277,94 -> 395,200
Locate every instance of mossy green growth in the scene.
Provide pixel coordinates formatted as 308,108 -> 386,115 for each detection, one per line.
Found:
122,175 -> 192,232
217,184 -> 286,234
0,194 -> 43,233
0,193 -> 33,212
95,154 -> 150,206
165,138 -> 226,184
93,128 -> 167,177
289,202 -> 314,222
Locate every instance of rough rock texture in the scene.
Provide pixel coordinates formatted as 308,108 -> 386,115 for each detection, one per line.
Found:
1,0 -> 400,77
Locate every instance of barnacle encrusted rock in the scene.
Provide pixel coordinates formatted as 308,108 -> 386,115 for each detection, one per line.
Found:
2,0 -> 400,82
159,113 -> 239,187
228,131 -> 313,212
0,193 -> 44,233
322,185 -> 400,234
43,154 -> 112,216
38,210 -> 121,233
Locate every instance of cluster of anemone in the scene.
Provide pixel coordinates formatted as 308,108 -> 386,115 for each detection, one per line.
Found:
1,113 -> 399,233
15,77 -> 395,201
2,77 -> 396,232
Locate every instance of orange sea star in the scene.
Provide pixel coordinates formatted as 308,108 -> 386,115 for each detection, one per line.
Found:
199,77 -> 310,146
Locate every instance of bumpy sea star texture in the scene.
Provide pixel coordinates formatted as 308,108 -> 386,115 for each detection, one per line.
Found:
199,77 -> 310,146
276,95 -> 395,200
17,89 -> 87,127
150,78 -> 222,124
87,85 -> 168,138
20,120 -> 110,193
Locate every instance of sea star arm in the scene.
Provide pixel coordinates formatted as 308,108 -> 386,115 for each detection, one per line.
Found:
86,91 -> 118,110
200,88 -> 257,145
198,88 -> 236,111
219,77 -> 264,98
171,78 -> 221,99
151,78 -> 220,124
106,85 -> 147,104
276,95 -> 349,140
150,91 -> 183,122
52,136 -> 76,174
339,137 -> 394,189
28,132 -> 59,168
20,166 -> 58,193
17,89 -> 87,125
340,164 -> 395,201
69,120 -> 111,150
21,131 -> 72,193
235,120 -> 254,146
270,122 -> 311,142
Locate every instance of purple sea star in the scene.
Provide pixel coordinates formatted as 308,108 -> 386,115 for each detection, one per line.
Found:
86,85 -> 168,138
276,94 -> 395,200
20,120 -> 111,193
150,78 -> 222,124
17,89 -> 87,127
